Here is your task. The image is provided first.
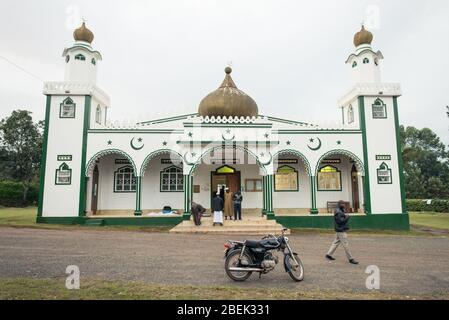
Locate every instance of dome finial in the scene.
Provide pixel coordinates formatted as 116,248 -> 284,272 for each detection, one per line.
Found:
73,21 -> 94,44
225,66 -> 232,74
353,24 -> 373,47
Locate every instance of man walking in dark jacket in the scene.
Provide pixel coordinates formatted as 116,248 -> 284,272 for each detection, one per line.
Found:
325,200 -> 359,265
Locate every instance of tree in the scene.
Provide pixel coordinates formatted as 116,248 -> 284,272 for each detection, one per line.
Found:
400,125 -> 449,199
0,110 -> 43,205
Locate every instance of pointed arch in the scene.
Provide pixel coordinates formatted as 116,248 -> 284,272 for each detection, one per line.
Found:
140,149 -> 184,176
85,149 -> 136,177
272,149 -> 312,176
314,149 -> 364,176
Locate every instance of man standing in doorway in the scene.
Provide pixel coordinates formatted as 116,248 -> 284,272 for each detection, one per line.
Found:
212,192 -> 224,226
325,200 -> 359,265
233,188 -> 243,220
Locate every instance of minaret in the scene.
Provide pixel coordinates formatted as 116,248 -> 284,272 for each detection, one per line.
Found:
345,25 -> 384,83
62,22 -> 102,84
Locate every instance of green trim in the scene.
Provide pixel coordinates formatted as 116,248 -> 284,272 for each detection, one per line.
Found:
372,98 -> 388,119
310,176 -> 318,214
314,149 -> 364,176
266,175 -> 274,217
393,97 -> 407,213
140,149 -> 184,176
183,123 -> 273,128
176,140 -> 280,145
377,162 -> 393,185
78,95 -> 91,217
159,165 -> 184,192
37,95 -> 51,217
57,155 -> 72,161
36,216 -> 183,226
55,163 -> 72,185
272,149 -> 311,176
138,113 -> 198,125
359,96 -> 372,214
134,176 -> 142,216
86,149 -> 137,177
262,176 -> 267,214
183,174 -> 192,219
59,97 -> 76,118
88,129 -> 184,134
275,213 -> 409,231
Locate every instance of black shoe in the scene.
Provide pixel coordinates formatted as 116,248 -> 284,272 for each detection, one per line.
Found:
325,255 -> 335,261
349,259 -> 359,265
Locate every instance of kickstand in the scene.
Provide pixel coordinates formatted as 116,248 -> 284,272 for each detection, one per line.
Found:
259,272 -> 262,279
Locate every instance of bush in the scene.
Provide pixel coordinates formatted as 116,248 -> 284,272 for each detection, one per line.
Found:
0,180 -> 39,207
406,199 -> 449,213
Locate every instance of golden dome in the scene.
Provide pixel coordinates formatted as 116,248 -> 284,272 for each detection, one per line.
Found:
73,22 -> 94,43
353,25 -> 373,47
198,67 -> 258,118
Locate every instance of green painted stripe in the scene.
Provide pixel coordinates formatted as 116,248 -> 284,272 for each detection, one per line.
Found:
176,141 -> 280,145
183,123 -> 273,128
273,131 -> 362,135
88,129 -> 184,134
78,96 -> 91,217
393,97 -> 407,213
37,96 -> 51,217
134,176 -> 142,215
358,96 -> 372,214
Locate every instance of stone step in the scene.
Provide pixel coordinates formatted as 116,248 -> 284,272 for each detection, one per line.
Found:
180,220 -> 278,226
170,227 -> 290,235
170,220 -> 290,235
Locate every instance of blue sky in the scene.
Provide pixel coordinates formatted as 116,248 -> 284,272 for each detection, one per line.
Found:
0,0 -> 448,144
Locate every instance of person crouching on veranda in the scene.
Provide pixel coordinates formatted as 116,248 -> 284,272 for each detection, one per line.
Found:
212,192 -> 224,226
325,200 -> 359,265
191,202 -> 206,226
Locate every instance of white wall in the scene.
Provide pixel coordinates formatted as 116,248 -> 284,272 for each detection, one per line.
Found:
273,159 -> 310,209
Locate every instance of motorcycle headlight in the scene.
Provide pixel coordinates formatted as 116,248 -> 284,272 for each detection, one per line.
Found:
284,237 -> 289,242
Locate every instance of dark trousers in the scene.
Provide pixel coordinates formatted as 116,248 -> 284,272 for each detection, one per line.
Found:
234,203 -> 242,220
193,212 -> 202,226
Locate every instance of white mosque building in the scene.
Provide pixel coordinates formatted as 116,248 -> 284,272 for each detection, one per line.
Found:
37,23 -> 409,231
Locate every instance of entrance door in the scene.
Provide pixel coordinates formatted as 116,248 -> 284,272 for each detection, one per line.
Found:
91,165 -> 99,215
210,165 -> 241,210
351,164 -> 360,212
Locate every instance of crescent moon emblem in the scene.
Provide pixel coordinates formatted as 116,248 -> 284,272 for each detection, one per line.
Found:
258,152 -> 273,166
130,137 -> 144,150
183,152 -> 198,166
307,137 -> 322,151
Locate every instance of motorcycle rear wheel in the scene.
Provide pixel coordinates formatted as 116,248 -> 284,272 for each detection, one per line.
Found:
225,250 -> 253,282
287,253 -> 304,282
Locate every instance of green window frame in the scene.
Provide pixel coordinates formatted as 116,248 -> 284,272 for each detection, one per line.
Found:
75,54 -> 86,61
114,165 -> 136,193
352,61 -> 357,68
160,166 -> 184,192
363,58 -> 370,64
95,105 -> 102,124
372,98 -> 387,119
59,97 -> 76,118
348,105 -> 354,124
377,162 -> 392,184
317,165 -> 342,191
274,165 -> 299,192
91,58 -> 96,65
55,162 -> 72,185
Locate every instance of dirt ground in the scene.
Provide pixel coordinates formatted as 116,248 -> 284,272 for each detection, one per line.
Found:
0,227 -> 448,297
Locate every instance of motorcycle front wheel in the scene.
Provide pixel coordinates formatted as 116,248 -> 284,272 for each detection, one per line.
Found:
225,249 -> 253,282
286,253 -> 304,282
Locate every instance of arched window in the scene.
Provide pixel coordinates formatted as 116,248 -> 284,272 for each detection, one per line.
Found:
95,105 -> 102,124
363,58 -> 370,64
377,162 -> 392,184
348,105 -> 354,124
160,166 -> 183,192
317,165 -> 342,191
275,165 -> 298,191
372,98 -> 387,119
60,97 -> 76,118
352,61 -> 357,68
75,54 -> 86,61
91,58 -> 96,65
114,165 -> 136,192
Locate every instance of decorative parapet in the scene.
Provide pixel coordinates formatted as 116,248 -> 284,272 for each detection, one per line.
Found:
200,115 -> 257,124
43,81 -> 110,106
338,83 -> 402,106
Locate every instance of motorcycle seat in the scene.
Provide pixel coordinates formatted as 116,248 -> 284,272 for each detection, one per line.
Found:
245,239 -> 278,248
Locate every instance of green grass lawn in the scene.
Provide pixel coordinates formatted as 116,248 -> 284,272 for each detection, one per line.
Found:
0,277 -> 443,300
409,212 -> 449,230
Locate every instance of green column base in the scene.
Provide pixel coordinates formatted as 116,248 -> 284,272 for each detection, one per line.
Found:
310,209 -> 319,215
183,212 -> 191,221
134,210 -> 142,216
266,211 -> 275,220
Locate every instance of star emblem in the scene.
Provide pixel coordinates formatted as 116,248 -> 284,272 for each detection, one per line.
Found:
286,141 -> 291,146
337,140 -> 342,145
309,138 -> 314,143
188,132 -> 193,137
107,140 -> 112,145
191,152 -> 196,157
225,129 -> 231,134
137,138 -> 143,143
260,152 -> 265,157
264,133 -> 269,139
162,141 -> 167,146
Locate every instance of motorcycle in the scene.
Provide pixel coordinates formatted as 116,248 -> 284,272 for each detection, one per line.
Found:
223,228 -> 304,282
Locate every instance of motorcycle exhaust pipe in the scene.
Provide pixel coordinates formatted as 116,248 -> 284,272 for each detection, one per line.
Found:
228,267 -> 264,272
